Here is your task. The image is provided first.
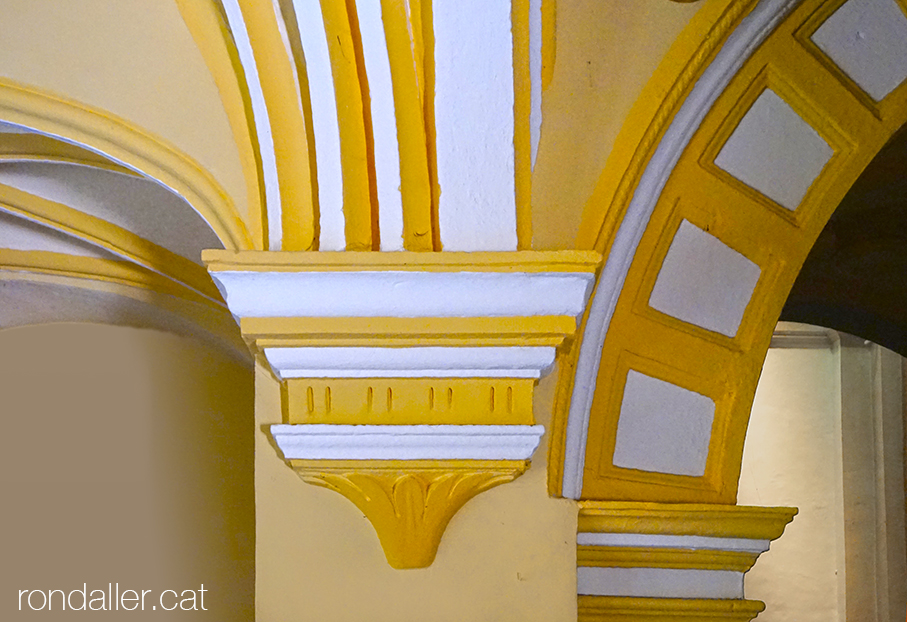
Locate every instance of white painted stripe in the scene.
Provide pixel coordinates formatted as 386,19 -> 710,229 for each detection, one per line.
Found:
529,0 -> 543,168
264,345 -> 556,380
354,0 -> 405,251
434,0 -> 518,251
561,0 -> 800,499
221,0 -> 283,250
210,270 -> 595,319
576,567 -> 744,599
576,532 -> 770,554
271,424 -> 545,460
292,0 -> 346,251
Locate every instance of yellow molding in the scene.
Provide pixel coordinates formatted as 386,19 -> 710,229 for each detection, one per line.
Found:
283,377 -> 536,425
577,596 -> 764,622
321,0 -> 377,250
203,249 -> 601,272
288,459 -> 528,568
577,502 -> 797,541
0,78 -> 253,251
236,0 -> 317,251
379,0 -> 435,251
0,133 -> 137,176
241,316 -> 577,348
0,182 -> 223,303
576,546 -> 758,572
175,0 -> 267,250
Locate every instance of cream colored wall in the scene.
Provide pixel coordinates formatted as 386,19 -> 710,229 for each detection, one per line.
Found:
254,365 -> 578,622
0,323 -> 254,620
0,0 -> 248,223
530,0 -> 699,250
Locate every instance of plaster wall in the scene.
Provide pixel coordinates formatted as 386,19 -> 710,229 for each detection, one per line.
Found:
254,365 -> 578,622
0,324 -> 254,620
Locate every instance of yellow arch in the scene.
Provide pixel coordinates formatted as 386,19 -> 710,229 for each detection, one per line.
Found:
0,78 -> 254,251
555,0 -> 907,503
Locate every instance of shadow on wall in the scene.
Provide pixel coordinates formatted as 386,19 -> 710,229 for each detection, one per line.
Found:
0,323 -> 254,620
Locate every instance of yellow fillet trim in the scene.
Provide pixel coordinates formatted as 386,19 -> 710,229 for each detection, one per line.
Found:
175,0 -> 267,250
287,459 -> 528,568
0,250 -> 246,358
0,133 -> 137,176
203,249 -> 601,272
513,0 -> 532,249
577,596 -> 764,622
321,0 -> 376,250
0,182 -> 224,303
236,0 -> 316,251
380,0 -> 434,250
241,316 -> 576,348
576,546 -> 758,572
282,377 -> 535,425
0,78 -> 253,251
577,502 -> 797,541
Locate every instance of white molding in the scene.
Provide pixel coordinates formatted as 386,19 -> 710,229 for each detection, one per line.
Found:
264,346 -> 556,379
561,0 -> 800,499
576,567 -> 744,599
576,532 -> 770,554
211,270 -> 594,319
270,424 -> 545,460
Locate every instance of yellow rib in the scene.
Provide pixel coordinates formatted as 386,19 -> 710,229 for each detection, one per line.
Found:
0,182 -> 224,303
175,0 -> 268,250
236,0 -> 317,251
380,0 -> 434,251
321,0 -> 376,250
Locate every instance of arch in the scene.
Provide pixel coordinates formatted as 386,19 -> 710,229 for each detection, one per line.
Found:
0,78 -> 254,251
554,0 -> 907,503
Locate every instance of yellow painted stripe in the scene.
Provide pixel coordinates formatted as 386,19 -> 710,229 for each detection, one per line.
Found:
321,0 -> 377,250
237,0 -> 317,251
0,182 -> 224,303
513,0 -> 533,249
576,546 -> 758,572
175,0 -> 268,250
380,0 -> 434,251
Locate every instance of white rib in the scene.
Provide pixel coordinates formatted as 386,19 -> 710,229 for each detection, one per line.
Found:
221,0 -> 283,249
529,0 -> 543,168
292,0 -> 346,251
561,0 -> 800,499
354,0 -> 405,251
576,532 -> 770,554
270,424 -> 545,460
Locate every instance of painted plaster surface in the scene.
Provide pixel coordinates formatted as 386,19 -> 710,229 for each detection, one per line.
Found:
715,89 -> 833,210
577,567 -> 743,599
813,0 -> 907,101
0,0 -> 248,224
649,220 -> 760,337
612,370 -> 715,477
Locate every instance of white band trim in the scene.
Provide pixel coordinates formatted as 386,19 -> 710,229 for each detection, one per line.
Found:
577,567 -> 744,599
576,532 -> 770,554
271,424 -> 545,460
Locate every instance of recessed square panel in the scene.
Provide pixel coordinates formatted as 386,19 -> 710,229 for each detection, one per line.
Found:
649,220 -> 761,338
715,89 -> 833,211
812,0 -> 907,101
612,370 -> 715,477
